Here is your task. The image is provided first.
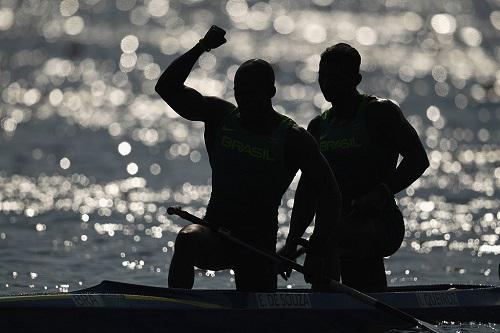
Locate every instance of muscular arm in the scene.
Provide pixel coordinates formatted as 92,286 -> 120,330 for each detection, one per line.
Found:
286,118 -> 321,245
376,101 -> 429,194
287,126 -> 342,254
155,27 -> 229,122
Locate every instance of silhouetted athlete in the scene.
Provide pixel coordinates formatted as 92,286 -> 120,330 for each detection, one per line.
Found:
155,26 -> 341,292
281,43 -> 429,292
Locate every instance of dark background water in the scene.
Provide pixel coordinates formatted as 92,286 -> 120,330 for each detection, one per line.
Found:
0,0 -> 499,295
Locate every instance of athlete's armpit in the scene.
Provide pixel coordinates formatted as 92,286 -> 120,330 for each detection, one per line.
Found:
371,100 -> 429,194
306,116 -> 322,142
371,100 -> 424,157
159,85 -> 230,123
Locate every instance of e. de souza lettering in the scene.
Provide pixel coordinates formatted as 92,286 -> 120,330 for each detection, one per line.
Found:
256,293 -> 312,308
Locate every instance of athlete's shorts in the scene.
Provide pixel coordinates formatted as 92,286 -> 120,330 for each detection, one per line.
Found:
338,204 -> 405,258
193,228 -> 277,292
319,204 -> 404,292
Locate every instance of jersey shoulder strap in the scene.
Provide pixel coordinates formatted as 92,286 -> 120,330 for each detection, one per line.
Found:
216,106 -> 239,128
319,94 -> 374,123
276,114 -> 296,132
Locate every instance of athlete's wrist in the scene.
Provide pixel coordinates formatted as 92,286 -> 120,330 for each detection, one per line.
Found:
198,39 -> 211,52
285,236 -> 300,247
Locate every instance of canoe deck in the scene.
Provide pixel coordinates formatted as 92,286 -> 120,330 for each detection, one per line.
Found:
0,281 -> 499,333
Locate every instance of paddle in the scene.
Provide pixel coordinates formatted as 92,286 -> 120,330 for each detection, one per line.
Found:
167,206 -> 442,333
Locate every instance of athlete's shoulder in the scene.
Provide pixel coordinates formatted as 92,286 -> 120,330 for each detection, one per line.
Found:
286,123 -> 318,150
308,114 -> 323,126
366,95 -> 401,111
306,115 -> 323,137
205,96 -> 236,123
279,113 -> 299,129
206,96 -> 235,109
365,95 -> 404,121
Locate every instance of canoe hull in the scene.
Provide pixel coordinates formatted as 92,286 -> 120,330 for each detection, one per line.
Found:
1,281 -> 498,332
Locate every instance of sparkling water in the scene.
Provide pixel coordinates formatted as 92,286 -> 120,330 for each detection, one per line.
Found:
0,0 -> 499,330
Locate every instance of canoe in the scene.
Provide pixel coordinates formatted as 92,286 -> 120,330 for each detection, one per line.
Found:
0,281 -> 498,332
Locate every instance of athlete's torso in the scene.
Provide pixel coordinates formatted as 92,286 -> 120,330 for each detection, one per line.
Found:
313,95 -> 399,209
204,108 -> 298,235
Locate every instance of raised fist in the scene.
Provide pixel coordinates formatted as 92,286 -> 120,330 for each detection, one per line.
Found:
199,25 -> 226,51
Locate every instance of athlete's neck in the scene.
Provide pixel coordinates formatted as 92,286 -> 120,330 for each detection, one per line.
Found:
240,105 -> 281,134
332,90 -> 362,118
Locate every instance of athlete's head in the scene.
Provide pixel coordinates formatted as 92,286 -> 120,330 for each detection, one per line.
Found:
319,43 -> 362,102
234,59 -> 276,116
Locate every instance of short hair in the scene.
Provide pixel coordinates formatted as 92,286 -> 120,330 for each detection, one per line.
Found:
319,43 -> 361,74
234,59 -> 275,89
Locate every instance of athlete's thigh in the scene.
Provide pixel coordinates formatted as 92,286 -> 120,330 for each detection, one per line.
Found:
375,207 -> 405,257
233,254 -> 277,292
232,235 -> 277,292
192,230 -> 232,271
340,256 -> 387,292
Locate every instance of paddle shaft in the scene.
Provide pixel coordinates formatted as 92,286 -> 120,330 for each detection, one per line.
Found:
167,207 -> 441,333
167,207 -> 299,263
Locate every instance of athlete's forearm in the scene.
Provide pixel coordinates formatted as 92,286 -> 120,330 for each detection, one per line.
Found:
155,42 -> 206,93
309,175 -> 342,254
387,152 -> 429,194
287,176 -> 318,245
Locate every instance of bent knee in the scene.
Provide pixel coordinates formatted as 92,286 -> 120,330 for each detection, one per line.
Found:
178,224 -> 207,235
175,224 -> 211,250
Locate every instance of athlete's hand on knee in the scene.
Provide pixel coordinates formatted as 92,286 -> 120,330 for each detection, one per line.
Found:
352,183 -> 392,213
199,25 -> 226,51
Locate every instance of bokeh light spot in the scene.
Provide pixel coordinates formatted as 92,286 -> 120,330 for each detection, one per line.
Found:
190,150 -> 201,163
60,0 -> 79,17
0,8 -> 14,31
226,0 -> 248,18
273,15 -> 295,35
144,63 -> 161,80
121,35 -> 139,53
460,27 -> 482,47
120,53 -> 138,69
59,157 -> 71,170
491,11 -> 500,30
150,163 -> 161,175
147,0 -> 169,17
118,142 -> 132,156
403,12 -> 423,31
431,14 -> 456,34
303,24 -> 326,44
64,16 -> 85,35
127,163 -> 138,175
426,106 -> 441,122
356,27 -> 377,46
130,6 -> 150,26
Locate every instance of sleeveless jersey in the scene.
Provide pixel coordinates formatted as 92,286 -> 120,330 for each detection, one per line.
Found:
206,108 -> 297,235
317,94 -> 394,209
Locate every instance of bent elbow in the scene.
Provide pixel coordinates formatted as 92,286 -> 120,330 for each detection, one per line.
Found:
423,156 -> 430,170
421,153 -> 430,170
155,81 -> 177,102
155,78 -> 170,95
154,81 -> 161,93
154,80 -> 165,96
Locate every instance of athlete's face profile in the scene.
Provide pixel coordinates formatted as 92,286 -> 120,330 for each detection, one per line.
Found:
234,62 -> 275,116
234,83 -> 269,110
319,64 -> 360,102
